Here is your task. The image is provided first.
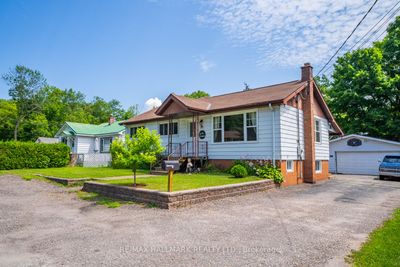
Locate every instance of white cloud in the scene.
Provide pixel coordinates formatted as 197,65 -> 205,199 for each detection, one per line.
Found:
199,59 -> 216,72
198,0 -> 396,67
144,97 -> 162,111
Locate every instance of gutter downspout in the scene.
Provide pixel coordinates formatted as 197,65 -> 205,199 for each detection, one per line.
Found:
296,95 -> 303,182
269,103 -> 275,167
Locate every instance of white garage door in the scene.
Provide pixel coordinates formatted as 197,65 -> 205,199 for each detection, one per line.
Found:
336,151 -> 399,175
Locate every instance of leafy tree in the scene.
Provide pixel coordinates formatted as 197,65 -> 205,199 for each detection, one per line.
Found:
111,128 -> 164,186
125,104 -> 139,119
89,97 -> 129,124
381,17 -> 400,139
321,16 -> 400,141
328,47 -> 389,138
0,99 -> 17,140
2,65 -> 47,140
184,90 -> 210,99
19,113 -> 51,141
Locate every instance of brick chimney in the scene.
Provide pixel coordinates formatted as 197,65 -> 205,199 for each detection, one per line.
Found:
108,115 -> 116,125
301,63 -> 316,183
301,63 -> 313,81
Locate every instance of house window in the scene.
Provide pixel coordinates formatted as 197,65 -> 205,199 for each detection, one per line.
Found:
315,160 -> 322,173
213,117 -> 222,143
213,112 -> 258,143
286,160 -> 294,172
189,122 -> 196,137
315,119 -> 321,143
224,114 -> 244,142
159,122 -> 178,136
246,112 -> 257,141
130,126 -> 144,137
100,137 -> 112,153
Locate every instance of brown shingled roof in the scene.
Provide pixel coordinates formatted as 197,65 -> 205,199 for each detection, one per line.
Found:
122,80 -> 307,125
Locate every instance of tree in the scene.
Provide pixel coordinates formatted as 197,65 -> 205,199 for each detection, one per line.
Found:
321,16 -> 400,141
111,128 -> 164,186
2,65 -> 47,140
19,113 -> 51,141
88,97 -> 130,124
381,17 -> 400,140
184,90 -> 210,99
0,99 -> 17,141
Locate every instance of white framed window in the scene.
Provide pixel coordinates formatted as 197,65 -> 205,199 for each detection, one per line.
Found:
246,112 -> 257,141
100,137 -> 112,153
315,119 -> 321,143
315,160 -> 322,173
224,114 -> 244,142
213,116 -> 222,143
286,160 -> 294,172
212,111 -> 258,143
159,122 -> 178,136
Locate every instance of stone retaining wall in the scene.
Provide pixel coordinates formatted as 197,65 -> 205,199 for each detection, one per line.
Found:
82,179 -> 276,209
36,174 -> 89,186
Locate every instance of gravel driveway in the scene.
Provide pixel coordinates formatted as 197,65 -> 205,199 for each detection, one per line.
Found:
1,174 -> 400,267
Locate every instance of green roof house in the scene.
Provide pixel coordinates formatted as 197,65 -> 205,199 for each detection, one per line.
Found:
55,116 -> 126,166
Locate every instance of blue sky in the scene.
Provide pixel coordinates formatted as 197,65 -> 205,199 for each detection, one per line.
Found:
0,0 -> 395,112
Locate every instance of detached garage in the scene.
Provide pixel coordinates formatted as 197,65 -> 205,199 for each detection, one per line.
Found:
329,134 -> 400,175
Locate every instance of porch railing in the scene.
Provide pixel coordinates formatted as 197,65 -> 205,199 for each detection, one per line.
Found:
161,141 -> 208,159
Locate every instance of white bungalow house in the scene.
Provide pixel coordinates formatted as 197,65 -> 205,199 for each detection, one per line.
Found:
122,63 -> 343,186
55,117 -> 125,167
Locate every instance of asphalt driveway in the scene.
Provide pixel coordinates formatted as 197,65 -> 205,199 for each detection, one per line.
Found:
1,174 -> 400,266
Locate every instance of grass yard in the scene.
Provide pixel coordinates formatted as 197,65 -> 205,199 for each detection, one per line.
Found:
348,208 -> 400,266
99,173 -> 263,192
0,167 -> 149,180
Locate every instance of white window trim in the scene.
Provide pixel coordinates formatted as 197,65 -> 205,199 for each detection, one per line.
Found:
315,160 -> 322,173
315,119 -> 322,144
159,122 -> 178,136
286,160 -> 294,172
211,110 -> 258,144
100,137 -> 112,153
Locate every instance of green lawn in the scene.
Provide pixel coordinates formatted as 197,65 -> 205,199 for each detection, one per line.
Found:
0,167 -> 148,180
348,208 -> 400,266
99,173 -> 263,192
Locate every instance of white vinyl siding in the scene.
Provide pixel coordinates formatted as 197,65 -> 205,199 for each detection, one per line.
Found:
128,106 -> 280,160
329,135 -> 400,174
76,136 -> 95,154
314,115 -> 329,160
279,105 -> 304,160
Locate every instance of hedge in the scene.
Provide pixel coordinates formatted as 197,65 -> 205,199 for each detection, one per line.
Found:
0,141 -> 70,170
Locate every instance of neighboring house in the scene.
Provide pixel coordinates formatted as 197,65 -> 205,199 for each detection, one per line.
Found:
35,137 -> 60,144
122,63 -> 343,185
55,116 -> 125,167
329,134 -> 400,175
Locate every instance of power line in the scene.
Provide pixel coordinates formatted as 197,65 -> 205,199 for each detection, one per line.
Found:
357,5 -> 400,49
349,1 -> 400,51
316,0 -> 379,76
319,2 -> 400,77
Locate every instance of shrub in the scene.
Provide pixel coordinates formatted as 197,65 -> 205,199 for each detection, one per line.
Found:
257,164 -> 284,184
230,164 -> 248,178
0,141 -> 70,170
231,160 -> 257,175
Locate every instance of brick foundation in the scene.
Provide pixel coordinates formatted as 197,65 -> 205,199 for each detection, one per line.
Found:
315,160 -> 329,181
279,160 -> 304,186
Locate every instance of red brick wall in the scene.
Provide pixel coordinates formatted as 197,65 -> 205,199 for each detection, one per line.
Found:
279,160 -> 304,186
315,160 -> 329,181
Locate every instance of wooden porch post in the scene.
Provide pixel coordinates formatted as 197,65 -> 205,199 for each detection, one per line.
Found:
168,116 -> 173,156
